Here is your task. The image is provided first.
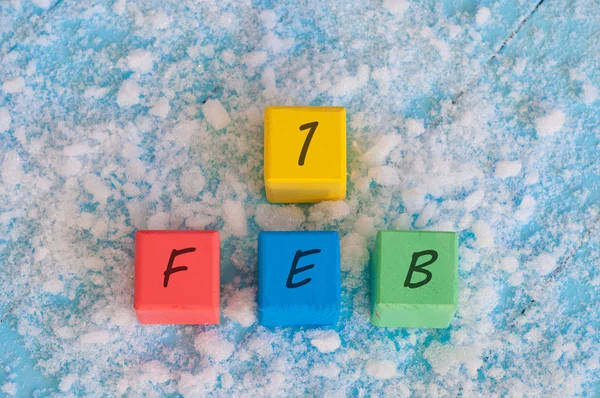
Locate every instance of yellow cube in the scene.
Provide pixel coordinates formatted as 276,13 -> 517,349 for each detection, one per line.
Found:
264,106 -> 347,203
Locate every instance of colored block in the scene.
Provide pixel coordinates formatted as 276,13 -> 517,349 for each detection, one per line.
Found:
371,230 -> 458,328
258,231 -> 341,326
134,230 -> 220,324
264,106 -> 346,203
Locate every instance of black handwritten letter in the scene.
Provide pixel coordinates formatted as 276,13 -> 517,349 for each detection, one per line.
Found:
163,248 -> 196,288
286,249 -> 321,288
403,250 -> 438,289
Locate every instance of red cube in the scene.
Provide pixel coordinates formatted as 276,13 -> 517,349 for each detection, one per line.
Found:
134,230 -> 220,324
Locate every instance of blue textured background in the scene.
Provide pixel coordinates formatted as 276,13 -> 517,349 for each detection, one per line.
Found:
0,0 -> 599,396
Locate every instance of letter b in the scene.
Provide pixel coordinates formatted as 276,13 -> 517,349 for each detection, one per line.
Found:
403,250 -> 438,289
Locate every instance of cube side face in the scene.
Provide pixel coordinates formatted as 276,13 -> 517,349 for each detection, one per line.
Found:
371,230 -> 458,328
134,230 -> 220,324
258,231 -> 341,326
136,307 -> 220,325
371,233 -> 383,324
371,304 -> 456,328
264,106 -> 346,203
260,305 -> 339,326
265,178 -> 345,203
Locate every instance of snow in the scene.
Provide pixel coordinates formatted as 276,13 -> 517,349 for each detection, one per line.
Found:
528,253 -> 557,276
2,77 -> 25,94
328,64 -> 370,96
201,99 -> 231,130
415,202 -> 437,228
147,212 -> 171,230
476,8 -> 491,26
224,288 -> 257,327
308,201 -> 350,223
242,51 -> 268,68
63,143 -> 93,156
472,220 -> 494,248
116,80 -> 141,107
463,190 -> 484,211
0,107 -> 11,132
140,360 -> 171,384
430,38 -> 450,61
150,11 -> 170,30
500,257 -> 519,273
514,195 -> 536,222
494,161 -> 522,178
79,331 -> 111,345
125,49 -> 154,74
42,279 -> 64,294
178,368 -> 218,396
365,360 -> 397,379
514,58 -> 527,75
2,150 -> 24,187
255,204 -> 306,230
58,374 -> 77,392
180,166 -> 205,198
1,383 -> 16,396
354,215 -> 376,236
361,134 -> 401,166
149,97 -> 170,118
218,13 -> 235,29
259,10 -> 277,29
1,0 -> 598,396
424,342 -> 483,376
222,200 -> 248,237
113,0 -> 126,15
195,331 -> 234,363
221,50 -> 236,66
372,67 -> 390,90
83,86 -> 110,99
261,67 -> 276,91
55,326 -> 74,339
260,33 -> 294,54
535,110 -> 566,137
382,0 -> 409,16
340,232 -> 368,273
401,187 -> 426,214
83,174 -> 110,205
524,171 -> 539,185
309,330 -> 341,353
369,165 -> 400,186
32,0 -> 52,9
310,363 -> 340,378
393,213 -> 411,230
405,118 -> 425,137
582,82 -> 598,104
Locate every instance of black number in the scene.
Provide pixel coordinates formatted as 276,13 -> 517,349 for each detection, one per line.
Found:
298,121 -> 319,166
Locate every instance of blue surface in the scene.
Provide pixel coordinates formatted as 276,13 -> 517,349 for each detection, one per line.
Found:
258,231 -> 340,326
0,0 -> 599,396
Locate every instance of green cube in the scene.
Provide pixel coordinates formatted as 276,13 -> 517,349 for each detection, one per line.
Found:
371,230 -> 458,328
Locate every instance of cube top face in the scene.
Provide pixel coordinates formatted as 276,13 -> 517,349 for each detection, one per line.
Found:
372,230 -> 458,328
264,106 -> 346,203
375,230 -> 458,305
134,230 -> 220,324
258,231 -> 341,326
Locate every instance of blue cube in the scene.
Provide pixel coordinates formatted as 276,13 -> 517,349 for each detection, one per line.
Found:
258,231 -> 341,326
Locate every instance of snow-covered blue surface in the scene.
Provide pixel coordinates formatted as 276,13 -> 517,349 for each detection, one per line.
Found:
1,0 -> 599,396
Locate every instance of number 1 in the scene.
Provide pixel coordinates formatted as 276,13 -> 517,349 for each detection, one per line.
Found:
298,121 -> 318,166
